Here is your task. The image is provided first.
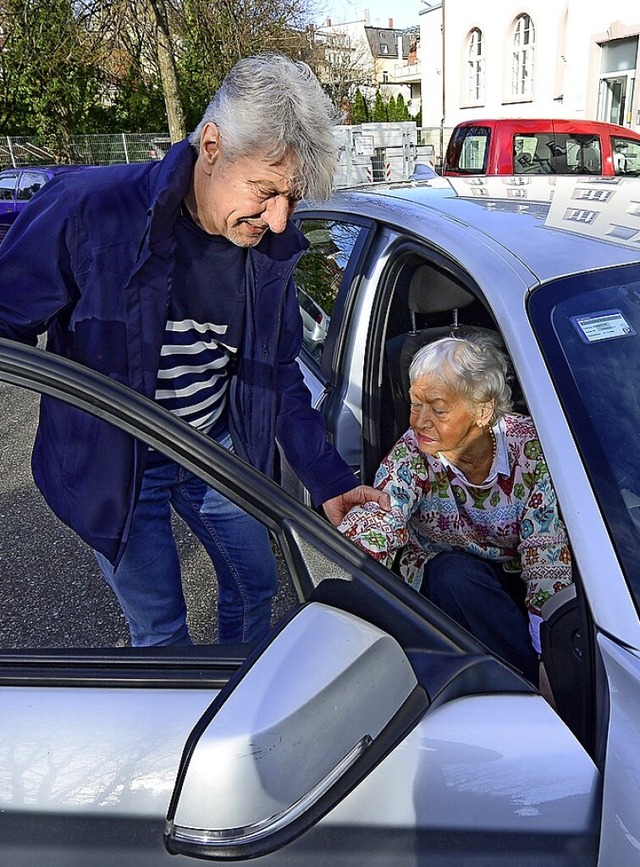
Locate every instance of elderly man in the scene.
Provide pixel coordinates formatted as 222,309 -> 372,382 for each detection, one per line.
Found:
0,53 -> 386,646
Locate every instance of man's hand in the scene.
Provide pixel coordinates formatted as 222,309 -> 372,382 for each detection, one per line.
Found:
323,485 -> 391,527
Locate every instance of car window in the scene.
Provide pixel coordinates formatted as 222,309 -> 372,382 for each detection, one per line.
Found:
294,219 -> 364,364
446,125 -> 489,173
612,136 -> 640,176
529,265 -> 640,609
370,250 -> 511,472
513,134 -> 539,171
16,170 -> 47,201
566,135 -> 602,173
0,172 -> 17,202
514,133 -> 602,174
0,370 -> 301,651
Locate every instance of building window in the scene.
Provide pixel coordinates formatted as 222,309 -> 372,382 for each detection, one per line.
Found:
563,208 -> 597,225
607,225 -> 638,241
379,43 -> 389,54
573,189 -> 613,203
512,14 -> 535,97
467,28 -> 484,103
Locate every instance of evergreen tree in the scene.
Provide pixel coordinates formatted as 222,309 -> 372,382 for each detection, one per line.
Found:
386,94 -> 397,121
372,90 -> 387,122
351,88 -> 369,124
395,93 -> 410,121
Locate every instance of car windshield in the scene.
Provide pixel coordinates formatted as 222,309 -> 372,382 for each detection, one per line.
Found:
530,264 -> 640,609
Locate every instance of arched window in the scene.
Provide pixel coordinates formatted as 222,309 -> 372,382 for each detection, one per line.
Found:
467,28 -> 484,103
512,14 -> 535,97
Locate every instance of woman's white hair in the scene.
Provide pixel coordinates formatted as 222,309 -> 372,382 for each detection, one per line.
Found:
408,335 -> 513,424
189,52 -> 339,202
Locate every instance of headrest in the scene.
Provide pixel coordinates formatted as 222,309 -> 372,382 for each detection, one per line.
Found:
408,265 -> 475,315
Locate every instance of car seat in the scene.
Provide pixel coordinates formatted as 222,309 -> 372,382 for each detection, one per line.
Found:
532,139 -> 553,173
546,141 -> 569,174
385,265 -> 504,444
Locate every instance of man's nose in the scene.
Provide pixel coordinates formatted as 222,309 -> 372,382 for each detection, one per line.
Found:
262,196 -> 290,234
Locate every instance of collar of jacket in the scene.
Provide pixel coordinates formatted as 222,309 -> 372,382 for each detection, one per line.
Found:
143,138 -> 195,256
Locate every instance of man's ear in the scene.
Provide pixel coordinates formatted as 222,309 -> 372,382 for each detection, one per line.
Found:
200,122 -> 221,164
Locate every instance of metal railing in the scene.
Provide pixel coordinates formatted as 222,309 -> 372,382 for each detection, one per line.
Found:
2,128 -> 454,184
1,133 -> 172,168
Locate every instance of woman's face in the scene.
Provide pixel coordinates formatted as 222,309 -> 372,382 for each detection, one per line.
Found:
408,373 -> 491,460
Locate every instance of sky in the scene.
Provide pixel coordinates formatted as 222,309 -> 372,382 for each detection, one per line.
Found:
318,0 -> 420,30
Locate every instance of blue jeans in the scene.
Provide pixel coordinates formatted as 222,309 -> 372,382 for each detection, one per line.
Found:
422,551 -> 539,684
95,435 -> 278,647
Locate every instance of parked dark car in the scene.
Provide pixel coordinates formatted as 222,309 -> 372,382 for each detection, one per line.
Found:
0,164 -> 91,242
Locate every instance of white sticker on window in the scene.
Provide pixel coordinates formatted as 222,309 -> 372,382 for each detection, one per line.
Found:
570,309 -> 636,343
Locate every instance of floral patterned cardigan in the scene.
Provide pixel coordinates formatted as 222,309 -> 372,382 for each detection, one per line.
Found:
338,414 -> 572,628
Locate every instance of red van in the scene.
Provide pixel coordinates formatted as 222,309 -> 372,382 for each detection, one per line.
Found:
443,118 -> 640,177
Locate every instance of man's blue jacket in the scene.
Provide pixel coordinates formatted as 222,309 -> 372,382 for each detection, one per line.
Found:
0,140 -> 358,564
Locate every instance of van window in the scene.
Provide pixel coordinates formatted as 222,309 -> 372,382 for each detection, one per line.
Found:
567,136 -> 602,173
513,133 -> 602,174
612,137 -> 640,176
446,125 -> 489,173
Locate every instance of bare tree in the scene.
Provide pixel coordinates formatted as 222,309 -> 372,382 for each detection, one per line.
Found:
303,22 -> 375,106
145,0 -> 186,141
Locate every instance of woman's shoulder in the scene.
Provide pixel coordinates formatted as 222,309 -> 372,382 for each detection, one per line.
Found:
502,414 -> 546,467
374,429 -> 434,495
502,413 -> 538,441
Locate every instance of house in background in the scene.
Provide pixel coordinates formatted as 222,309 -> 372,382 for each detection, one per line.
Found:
310,10 -> 422,117
419,0 -> 640,141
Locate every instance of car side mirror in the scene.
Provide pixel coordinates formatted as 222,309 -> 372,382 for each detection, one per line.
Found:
164,602 -> 428,860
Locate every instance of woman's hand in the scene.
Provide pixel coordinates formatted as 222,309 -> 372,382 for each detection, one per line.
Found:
323,485 -> 391,527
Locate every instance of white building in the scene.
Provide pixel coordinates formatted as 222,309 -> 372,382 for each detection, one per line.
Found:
420,0 -> 640,136
312,10 -> 422,116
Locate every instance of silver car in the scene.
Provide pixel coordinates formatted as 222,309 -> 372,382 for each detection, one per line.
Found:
2,172 -> 640,865
297,287 -> 330,362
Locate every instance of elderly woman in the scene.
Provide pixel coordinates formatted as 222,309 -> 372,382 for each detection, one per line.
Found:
339,336 -> 573,683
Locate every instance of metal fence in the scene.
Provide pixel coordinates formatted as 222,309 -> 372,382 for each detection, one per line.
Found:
1,133 -> 172,168
2,127 -> 454,185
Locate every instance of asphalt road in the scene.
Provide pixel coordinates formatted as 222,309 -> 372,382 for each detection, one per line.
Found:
0,377 -> 297,650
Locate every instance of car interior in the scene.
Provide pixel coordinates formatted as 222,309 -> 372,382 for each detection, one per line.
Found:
366,251 -> 515,465
359,250 -> 599,759
513,133 -> 603,175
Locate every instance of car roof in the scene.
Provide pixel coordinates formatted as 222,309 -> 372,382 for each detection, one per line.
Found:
303,175 -> 640,286
452,118 -> 640,139
0,164 -> 92,176
32,164 -> 93,176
